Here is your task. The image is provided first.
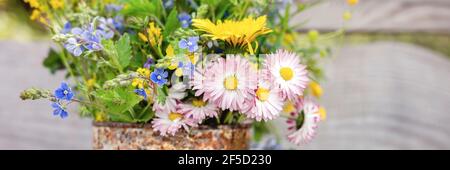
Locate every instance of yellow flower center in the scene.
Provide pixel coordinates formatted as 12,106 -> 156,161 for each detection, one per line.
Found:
224,75 -> 238,90
318,107 -> 327,120
192,99 -> 207,107
282,101 -> 296,113
256,87 -> 270,101
168,112 -> 183,121
279,67 -> 294,81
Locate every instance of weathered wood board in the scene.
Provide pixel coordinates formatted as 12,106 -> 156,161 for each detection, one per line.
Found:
294,0 -> 450,34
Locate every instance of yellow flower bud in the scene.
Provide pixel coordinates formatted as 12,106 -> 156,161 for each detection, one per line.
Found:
138,32 -> 148,42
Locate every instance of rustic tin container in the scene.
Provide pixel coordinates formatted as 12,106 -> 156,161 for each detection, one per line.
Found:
93,122 -> 251,150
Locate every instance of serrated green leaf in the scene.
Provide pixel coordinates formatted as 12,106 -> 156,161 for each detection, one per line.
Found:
156,86 -> 168,104
116,33 -> 132,68
163,8 -> 180,38
95,88 -> 141,115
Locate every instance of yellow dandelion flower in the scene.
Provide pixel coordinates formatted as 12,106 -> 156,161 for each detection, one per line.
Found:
309,81 -> 323,98
192,16 -> 272,54
347,0 -> 359,6
50,0 -> 64,9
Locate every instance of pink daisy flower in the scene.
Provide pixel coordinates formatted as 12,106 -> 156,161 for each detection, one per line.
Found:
179,98 -> 218,123
196,55 -> 257,111
243,81 -> 284,121
287,98 -> 320,145
152,108 -> 197,136
153,83 -> 186,113
264,49 -> 309,100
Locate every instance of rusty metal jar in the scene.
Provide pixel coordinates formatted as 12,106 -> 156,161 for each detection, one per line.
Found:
93,122 -> 251,150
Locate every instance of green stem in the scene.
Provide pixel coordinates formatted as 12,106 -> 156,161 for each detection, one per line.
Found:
57,44 -> 79,85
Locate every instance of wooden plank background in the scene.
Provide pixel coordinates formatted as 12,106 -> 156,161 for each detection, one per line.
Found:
295,0 -> 450,34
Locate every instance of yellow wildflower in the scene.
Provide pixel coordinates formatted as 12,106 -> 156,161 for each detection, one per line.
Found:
95,111 -> 107,122
318,107 -> 327,120
30,9 -> 41,21
132,78 -> 145,89
309,81 -> 323,98
139,22 -> 162,47
137,68 -> 150,77
165,44 -> 175,57
25,0 -> 41,9
138,32 -> 148,42
192,16 -> 272,54
187,53 -> 197,63
87,78 -> 96,89
50,0 -> 64,9
147,22 -> 162,47
347,0 -> 359,6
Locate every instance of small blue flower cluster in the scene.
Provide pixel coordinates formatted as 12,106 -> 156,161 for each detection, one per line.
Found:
52,82 -> 74,119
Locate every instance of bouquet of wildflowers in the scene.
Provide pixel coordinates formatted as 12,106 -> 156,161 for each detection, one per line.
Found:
20,0 -> 357,146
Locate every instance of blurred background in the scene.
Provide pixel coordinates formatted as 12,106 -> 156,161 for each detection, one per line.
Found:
1,0 -> 450,149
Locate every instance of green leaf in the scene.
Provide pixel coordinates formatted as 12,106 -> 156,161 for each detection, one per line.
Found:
156,86 -> 168,104
109,111 -> 134,122
116,33 -> 132,68
95,88 -> 141,116
163,8 -> 180,38
135,109 -> 155,123
43,49 -> 64,74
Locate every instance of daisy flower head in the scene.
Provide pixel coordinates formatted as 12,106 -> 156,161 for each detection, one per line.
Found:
197,55 -> 257,111
152,107 -> 196,136
153,83 -> 186,114
179,98 -> 218,123
287,98 -> 320,146
265,49 -> 309,100
243,81 -> 284,121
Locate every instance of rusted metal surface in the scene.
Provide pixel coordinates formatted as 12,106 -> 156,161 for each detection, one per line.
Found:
92,122 -> 251,150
